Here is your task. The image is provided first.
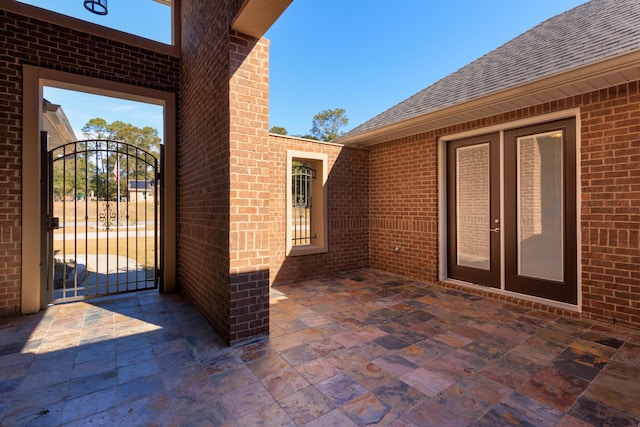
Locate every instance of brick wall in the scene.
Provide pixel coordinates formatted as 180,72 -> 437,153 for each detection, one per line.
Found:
369,81 -> 640,330
178,0 -> 242,342
0,8 -> 179,317
228,33 -> 270,342
268,135 -> 369,285
580,82 -> 640,329
179,0 -> 274,344
369,134 -> 440,282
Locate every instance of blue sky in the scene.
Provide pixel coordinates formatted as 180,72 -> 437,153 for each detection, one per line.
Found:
20,0 -> 169,140
266,0 -> 588,136
27,0 -> 588,139
43,88 -> 165,140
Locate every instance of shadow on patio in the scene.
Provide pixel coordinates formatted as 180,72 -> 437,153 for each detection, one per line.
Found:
1,269 -> 639,426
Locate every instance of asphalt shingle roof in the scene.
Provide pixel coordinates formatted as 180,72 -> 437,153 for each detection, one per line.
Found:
344,0 -> 640,138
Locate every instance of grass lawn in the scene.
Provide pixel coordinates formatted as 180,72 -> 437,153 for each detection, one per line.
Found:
52,199 -> 158,268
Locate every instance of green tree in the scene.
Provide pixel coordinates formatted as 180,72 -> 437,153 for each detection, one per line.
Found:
81,117 -> 109,139
310,108 -> 348,142
52,153 -> 89,200
82,119 -> 161,156
270,126 -> 288,135
75,118 -> 162,199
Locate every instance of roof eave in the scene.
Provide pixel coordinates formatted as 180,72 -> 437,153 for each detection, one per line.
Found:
339,50 -> 640,147
43,100 -> 77,150
232,0 -> 293,39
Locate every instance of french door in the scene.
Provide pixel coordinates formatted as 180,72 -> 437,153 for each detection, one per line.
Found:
447,133 -> 501,288
447,118 -> 577,304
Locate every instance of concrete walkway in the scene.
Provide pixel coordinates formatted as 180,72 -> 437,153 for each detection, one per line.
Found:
55,254 -> 144,275
53,254 -> 153,299
54,230 -> 156,241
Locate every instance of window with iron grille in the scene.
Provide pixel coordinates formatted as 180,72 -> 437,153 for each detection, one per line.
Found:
292,162 -> 316,246
287,151 -> 328,256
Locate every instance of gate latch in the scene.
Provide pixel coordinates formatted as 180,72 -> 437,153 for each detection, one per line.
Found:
48,216 -> 60,230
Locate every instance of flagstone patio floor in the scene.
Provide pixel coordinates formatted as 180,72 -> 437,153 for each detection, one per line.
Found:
1,269 -> 639,426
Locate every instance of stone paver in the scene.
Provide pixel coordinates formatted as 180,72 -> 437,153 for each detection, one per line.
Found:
1,269 -> 639,426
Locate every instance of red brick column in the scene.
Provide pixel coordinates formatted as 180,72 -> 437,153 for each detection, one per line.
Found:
228,33 -> 270,342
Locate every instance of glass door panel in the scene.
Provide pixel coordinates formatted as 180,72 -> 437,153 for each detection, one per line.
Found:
447,133 -> 500,288
504,118 -> 577,304
517,131 -> 564,281
456,144 -> 491,270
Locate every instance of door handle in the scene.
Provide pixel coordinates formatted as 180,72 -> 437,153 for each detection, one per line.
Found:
489,227 -> 500,233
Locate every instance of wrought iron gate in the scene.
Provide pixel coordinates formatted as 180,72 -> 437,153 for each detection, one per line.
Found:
42,133 -> 162,303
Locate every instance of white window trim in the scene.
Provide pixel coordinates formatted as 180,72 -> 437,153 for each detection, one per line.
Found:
286,150 -> 328,257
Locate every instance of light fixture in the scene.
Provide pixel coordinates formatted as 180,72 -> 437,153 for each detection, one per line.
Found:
84,0 -> 108,15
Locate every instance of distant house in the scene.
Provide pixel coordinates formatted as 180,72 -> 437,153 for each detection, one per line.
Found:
128,180 -> 155,202
42,99 -> 76,149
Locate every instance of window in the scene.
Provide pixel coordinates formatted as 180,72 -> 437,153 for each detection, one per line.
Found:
286,151 -> 328,256
14,0 -> 175,49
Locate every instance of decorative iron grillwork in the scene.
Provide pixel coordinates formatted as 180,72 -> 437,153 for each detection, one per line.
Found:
45,137 -> 161,303
291,164 -> 316,245
98,201 -> 117,231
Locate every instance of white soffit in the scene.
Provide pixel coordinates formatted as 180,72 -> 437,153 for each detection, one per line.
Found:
43,100 -> 77,150
232,0 -> 293,39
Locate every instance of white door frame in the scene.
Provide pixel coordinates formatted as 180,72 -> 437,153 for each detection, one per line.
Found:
437,108 -> 582,311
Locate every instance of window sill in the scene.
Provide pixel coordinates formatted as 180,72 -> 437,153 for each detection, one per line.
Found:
288,245 -> 328,257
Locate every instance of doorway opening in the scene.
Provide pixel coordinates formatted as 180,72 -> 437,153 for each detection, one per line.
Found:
22,65 -> 176,313
42,87 -> 165,303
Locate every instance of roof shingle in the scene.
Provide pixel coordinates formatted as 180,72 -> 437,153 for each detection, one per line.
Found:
343,0 -> 640,138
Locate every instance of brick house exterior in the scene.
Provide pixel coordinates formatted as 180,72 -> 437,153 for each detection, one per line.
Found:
339,0 -> 640,330
1,3 -> 180,317
267,134 -> 369,285
0,0 -> 293,344
2,0 -> 640,346
355,88 -> 639,330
